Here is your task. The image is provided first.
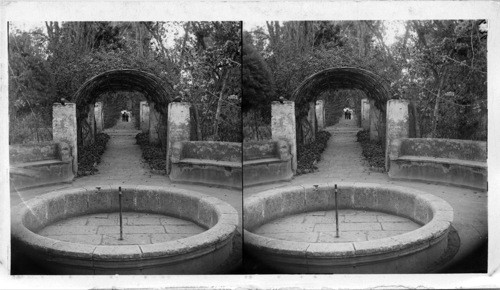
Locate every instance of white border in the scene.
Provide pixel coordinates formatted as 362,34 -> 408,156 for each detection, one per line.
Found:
1,1 -> 499,289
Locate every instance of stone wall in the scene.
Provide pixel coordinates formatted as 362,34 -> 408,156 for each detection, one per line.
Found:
243,140 -> 293,186
398,138 -> 487,161
170,141 -> 242,189
179,141 -> 241,162
9,141 -> 74,190
10,142 -> 59,164
388,138 -> 487,190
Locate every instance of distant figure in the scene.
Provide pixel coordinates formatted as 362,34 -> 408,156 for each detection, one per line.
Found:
125,113 -> 129,122
347,111 -> 351,120
122,112 -> 127,122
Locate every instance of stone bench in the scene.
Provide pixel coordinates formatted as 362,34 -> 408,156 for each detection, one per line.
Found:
170,141 -> 242,189
10,141 -> 74,190
388,138 -> 487,190
243,140 -> 293,186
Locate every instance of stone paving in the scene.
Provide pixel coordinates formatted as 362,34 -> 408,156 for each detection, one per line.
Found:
94,118 -> 150,180
244,113 -> 487,272
253,209 -> 420,243
10,117 -> 243,230
315,114 -> 369,179
38,212 -> 205,245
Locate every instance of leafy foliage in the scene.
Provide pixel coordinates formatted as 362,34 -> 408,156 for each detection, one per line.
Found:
356,130 -> 385,169
77,133 -> 110,176
296,130 -> 331,175
9,21 -> 241,144
135,132 -> 166,171
242,32 -> 275,116
247,20 -> 487,141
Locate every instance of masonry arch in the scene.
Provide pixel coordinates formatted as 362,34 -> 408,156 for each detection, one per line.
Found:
290,67 -> 394,145
73,69 -> 175,147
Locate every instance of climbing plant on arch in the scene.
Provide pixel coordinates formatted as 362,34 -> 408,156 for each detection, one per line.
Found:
291,67 -> 394,144
53,69 -> 179,174
274,67 -> 408,173
73,69 -> 175,147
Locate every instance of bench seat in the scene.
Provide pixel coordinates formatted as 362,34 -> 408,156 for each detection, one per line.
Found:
177,158 -> 241,168
389,138 -> 487,190
170,141 -> 242,189
243,140 -> 293,187
397,156 -> 487,169
10,142 -> 74,190
243,157 -> 283,166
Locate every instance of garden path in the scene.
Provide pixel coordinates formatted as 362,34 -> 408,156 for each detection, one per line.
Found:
94,117 -> 150,181
245,113 -> 487,272
315,113 -> 369,180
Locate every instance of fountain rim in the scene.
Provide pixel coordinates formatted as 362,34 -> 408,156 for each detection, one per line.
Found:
11,185 -> 238,261
243,182 -> 453,259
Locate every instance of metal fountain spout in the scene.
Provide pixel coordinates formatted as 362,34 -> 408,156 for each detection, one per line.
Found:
119,186 -> 123,240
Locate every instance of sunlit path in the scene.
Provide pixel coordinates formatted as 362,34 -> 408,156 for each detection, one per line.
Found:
315,113 -> 369,180
94,117 -> 149,180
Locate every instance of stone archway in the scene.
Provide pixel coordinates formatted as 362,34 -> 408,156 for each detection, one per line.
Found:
73,69 -> 175,147
272,67 -> 410,173
52,69 -> 192,176
291,67 -> 393,145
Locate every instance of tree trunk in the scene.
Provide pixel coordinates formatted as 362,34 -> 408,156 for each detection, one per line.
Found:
212,71 -> 229,140
430,69 -> 448,138
192,104 -> 203,140
178,22 -> 191,71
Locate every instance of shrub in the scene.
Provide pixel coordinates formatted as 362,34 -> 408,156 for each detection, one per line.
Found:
77,133 -> 111,176
296,130 -> 331,175
135,132 -> 166,171
356,130 -> 385,169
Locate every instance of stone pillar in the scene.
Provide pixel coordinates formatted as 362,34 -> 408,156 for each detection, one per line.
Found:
385,99 -> 410,170
361,98 -> 370,130
369,100 -> 382,141
53,103 -> 78,174
149,103 -> 161,145
140,101 -> 150,133
166,102 -> 191,174
316,100 -> 325,130
272,101 -> 297,174
83,103 -> 96,146
94,102 -> 104,133
307,101 -> 317,142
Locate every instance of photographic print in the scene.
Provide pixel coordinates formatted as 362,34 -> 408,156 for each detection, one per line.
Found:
8,21 -> 243,275
1,1 -> 499,289
242,20 -> 487,274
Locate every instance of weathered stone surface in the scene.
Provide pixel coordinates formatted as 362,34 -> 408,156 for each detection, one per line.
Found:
315,100 -> 325,130
148,102 -> 162,145
170,141 -> 242,189
52,103 -> 77,174
243,182 -> 453,273
140,101 -> 150,133
9,141 -> 74,190
272,101 -> 297,173
369,100 -> 382,141
388,138 -> 487,190
81,103 -> 96,146
385,99 -> 410,170
166,102 -> 191,174
11,186 -> 238,274
307,101 -> 317,142
243,140 -> 293,187
10,143 -> 58,163
94,102 -> 104,133
361,98 -> 370,130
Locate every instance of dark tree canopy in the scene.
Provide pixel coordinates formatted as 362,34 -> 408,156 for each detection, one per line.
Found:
242,32 -> 275,116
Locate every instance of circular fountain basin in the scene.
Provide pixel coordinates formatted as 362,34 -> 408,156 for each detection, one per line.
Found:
11,185 -> 238,274
244,183 -> 453,274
